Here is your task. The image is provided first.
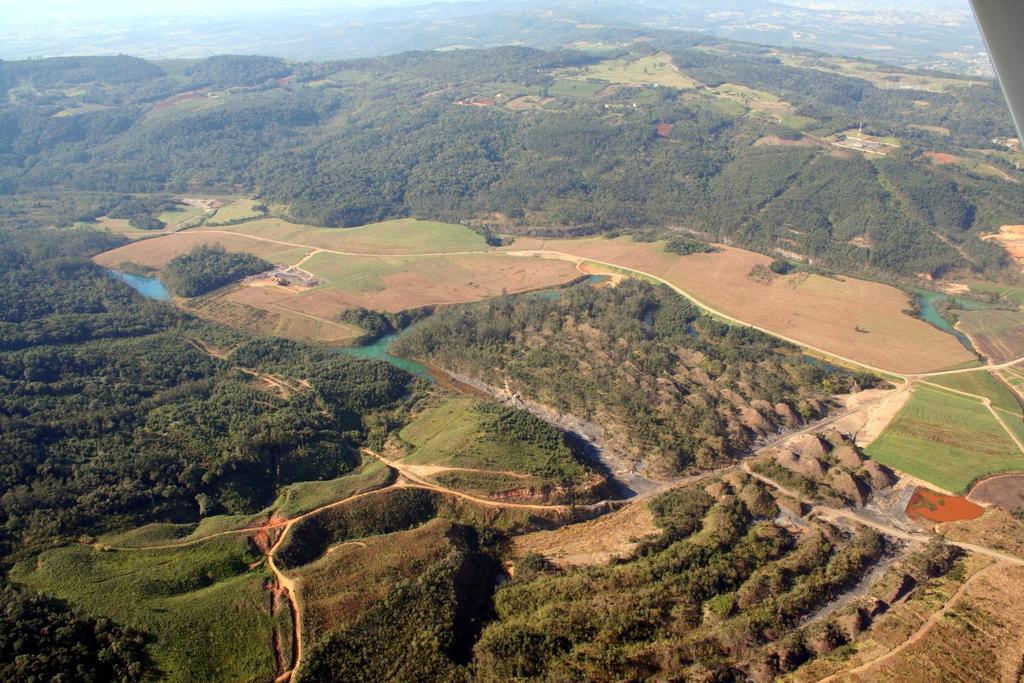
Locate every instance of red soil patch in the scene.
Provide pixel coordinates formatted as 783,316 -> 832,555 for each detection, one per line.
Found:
906,487 -> 984,523
655,123 -> 674,138
924,151 -> 962,165
152,91 -> 202,111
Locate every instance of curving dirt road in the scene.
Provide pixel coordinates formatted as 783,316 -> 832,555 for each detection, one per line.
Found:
811,561 -> 1000,683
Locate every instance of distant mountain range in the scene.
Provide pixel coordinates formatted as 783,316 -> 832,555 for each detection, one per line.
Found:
5,0 -> 991,77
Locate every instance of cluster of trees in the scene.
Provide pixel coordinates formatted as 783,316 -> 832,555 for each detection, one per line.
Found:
664,234 -> 717,255
0,586 -> 149,681
394,281 -> 870,474
0,229 -> 416,558
472,476 -> 884,681
338,306 -> 432,343
2,43 -> 1021,281
162,243 -> 271,296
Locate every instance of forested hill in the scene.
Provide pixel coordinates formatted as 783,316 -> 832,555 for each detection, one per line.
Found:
2,39 -> 1022,281
0,228 -> 416,559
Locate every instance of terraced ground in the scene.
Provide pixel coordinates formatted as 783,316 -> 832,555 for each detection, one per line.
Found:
956,308 -> 1024,364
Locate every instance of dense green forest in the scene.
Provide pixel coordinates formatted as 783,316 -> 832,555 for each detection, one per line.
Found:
0,586 -> 149,681
162,243 -> 271,296
394,280 -> 872,475
1,40 -> 1021,281
0,228 -> 416,558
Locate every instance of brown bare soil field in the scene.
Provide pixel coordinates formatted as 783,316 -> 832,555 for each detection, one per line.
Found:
969,473 -> 1024,509
905,488 -> 983,523
94,232 -> 310,270
753,134 -> 818,147
541,237 -> 975,374
987,225 -> 1024,271
957,309 -> 1024,364
943,508 -> 1024,558
511,500 -> 656,567
924,151 -> 961,165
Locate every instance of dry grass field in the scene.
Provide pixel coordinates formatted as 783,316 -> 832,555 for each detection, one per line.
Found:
297,519 -> 460,643
968,474 -> 1024,511
537,237 -> 976,374
94,231 -> 312,270
298,251 -> 579,312
512,500 -> 657,567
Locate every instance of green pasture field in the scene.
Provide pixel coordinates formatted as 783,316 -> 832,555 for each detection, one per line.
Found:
548,78 -> 607,99
574,54 -> 696,89
204,217 -> 487,255
713,83 -> 780,102
777,112 -> 819,130
157,204 -> 205,229
300,252 -> 408,292
207,198 -> 266,225
865,385 -> 1024,493
966,281 -> 1024,306
923,371 -> 1023,416
10,536 -> 279,683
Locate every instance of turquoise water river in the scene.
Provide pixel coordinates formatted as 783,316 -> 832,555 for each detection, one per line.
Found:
336,332 -> 432,380
913,288 -> 1005,354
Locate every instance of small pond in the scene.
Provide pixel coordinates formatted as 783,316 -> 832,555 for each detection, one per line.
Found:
107,269 -> 170,301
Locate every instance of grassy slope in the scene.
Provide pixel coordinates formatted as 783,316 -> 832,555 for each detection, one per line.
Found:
398,396 -> 588,482
10,536 -> 277,683
272,457 -> 393,518
865,385 -> 1024,492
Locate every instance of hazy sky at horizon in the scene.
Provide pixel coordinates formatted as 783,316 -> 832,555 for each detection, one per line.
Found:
2,0 -> 433,22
